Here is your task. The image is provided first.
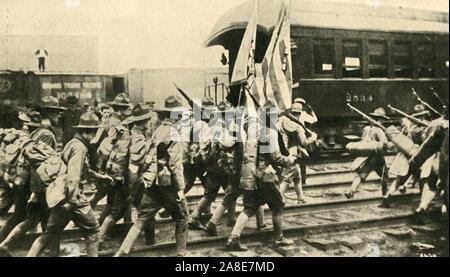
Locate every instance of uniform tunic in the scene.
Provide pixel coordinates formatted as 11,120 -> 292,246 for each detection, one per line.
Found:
241,125 -> 291,216
133,119 -> 187,223
351,125 -> 389,179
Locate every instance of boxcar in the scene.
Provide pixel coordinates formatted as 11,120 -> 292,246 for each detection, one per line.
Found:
0,70 -> 126,107
205,0 -> 449,149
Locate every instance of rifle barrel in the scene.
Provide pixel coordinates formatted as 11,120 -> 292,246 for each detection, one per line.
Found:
347,103 -> 386,131
412,88 -> 443,116
387,105 -> 429,127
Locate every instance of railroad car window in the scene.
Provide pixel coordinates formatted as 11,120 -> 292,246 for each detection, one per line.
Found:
435,42 -> 449,77
369,40 -> 388,78
313,39 -> 335,76
342,40 -> 362,78
392,41 -> 412,78
416,42 -> 434,78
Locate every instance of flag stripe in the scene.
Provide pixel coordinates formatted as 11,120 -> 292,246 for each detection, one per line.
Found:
261,0 -> 293,111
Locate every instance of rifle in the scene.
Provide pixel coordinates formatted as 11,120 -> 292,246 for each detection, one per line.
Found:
347,103 -> 418,158
173,83 -> 203,112
387,105 -> 429,128
347,104 -> 386,131
430,87 -> 447,113
411,88 -> 443,117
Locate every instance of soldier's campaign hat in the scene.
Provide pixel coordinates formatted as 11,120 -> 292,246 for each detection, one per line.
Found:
214,100 -> 234,114
412,104 -> 430,117
370,107 -> 390,120
18,112 -> 31,123
155,96 -> 186,113
24,111 -> 43,128
123,104 -> 152,125
110,93 -> 131,108
73,112 -> 101,129
294,98 -> 306,105
39,96 -> 67,112
201,97 -> 215,107
291,102 -> 303,114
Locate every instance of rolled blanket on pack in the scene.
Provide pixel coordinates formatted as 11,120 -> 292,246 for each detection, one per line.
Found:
346,140 -> 385,157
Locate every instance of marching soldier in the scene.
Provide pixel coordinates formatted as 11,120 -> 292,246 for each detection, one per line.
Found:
91,93 -> 133,225
381,109 -> 447,211
278,102 -> 318,204
0,114 -> 33,244
293,98 -> 318,185
189,100 -> 237,231
27,112 -> 111,257
389,105 -> 430,195
345,108 -> 390,199
225,102 -> 296,251
114,96 -> 189,257
182,97 -> 215,202
412,116 -> 448,218
0,97 -> 65,255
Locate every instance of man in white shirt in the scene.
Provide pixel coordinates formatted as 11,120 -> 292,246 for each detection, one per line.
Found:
35,48 -> 48,72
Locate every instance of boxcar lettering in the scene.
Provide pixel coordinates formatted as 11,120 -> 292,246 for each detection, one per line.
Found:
42,82 -> 62,90
83,82 -> 102,89
64,82 -> 81,89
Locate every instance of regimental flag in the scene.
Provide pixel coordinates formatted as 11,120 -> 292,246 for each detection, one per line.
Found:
230,0 -> 258,87
261,0 -> 293,111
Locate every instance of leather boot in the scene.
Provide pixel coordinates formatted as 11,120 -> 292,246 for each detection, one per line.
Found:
144,219 -> 155,245
205,222 -> 218,237
225,236 -> 247,252
175,220 -> 188,257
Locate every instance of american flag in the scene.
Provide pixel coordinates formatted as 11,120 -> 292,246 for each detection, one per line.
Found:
261,0 -> 293,111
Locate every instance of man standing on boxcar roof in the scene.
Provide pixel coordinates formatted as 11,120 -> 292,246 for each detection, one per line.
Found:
60,96 -> 82,146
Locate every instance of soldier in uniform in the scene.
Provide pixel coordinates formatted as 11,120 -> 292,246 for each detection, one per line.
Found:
412,116 -> 448,218
91,93 -> 133,225
345,108 -> 391,199
389,105 -> 430,195
225,102 -> 296,251
182,97 -> 215,208
114,96 -> 189,257
278,102 -> 318,204
0,114 -> 32,244
189,100 -> 237,231
293,98 -> 318,185
381,111 -> 448,211
26,112 -> 110,257
0,97 -> 65,255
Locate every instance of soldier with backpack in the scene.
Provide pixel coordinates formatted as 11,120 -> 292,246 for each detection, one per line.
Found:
0,99 -> 66,256
114,96 -> 189,257
27,112 -> 112,257
344,108 -> 391,199
91,93 -> 133,225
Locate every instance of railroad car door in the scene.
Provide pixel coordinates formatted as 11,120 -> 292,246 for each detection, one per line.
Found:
111,77 -> 125,98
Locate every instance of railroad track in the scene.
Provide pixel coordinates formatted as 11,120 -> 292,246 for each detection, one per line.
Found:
5,187 -> 426,257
